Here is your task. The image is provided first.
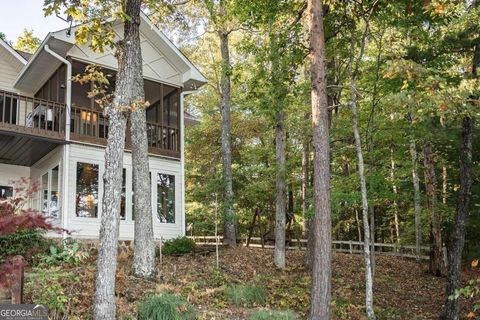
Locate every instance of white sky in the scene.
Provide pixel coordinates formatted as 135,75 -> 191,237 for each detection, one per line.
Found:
0,0 -> 69,43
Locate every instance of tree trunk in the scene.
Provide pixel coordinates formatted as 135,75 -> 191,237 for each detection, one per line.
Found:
302,113 -> 310,234
348,24 -> 375,319
308,0 -> 332,318
218,28 -> 236,246
423,141 -> 445,276
410,139 -> 422,260
131,8 -> 155,278
442,165 -> 447,204
355,208 -> 362,242
93,1 -> 141,317
443,33 -> 478,318
246,209 -> 259,247
369,205 -> 376,278
274,109 -> 286,269
442,117 -> 474,320
390,146 -> 400,244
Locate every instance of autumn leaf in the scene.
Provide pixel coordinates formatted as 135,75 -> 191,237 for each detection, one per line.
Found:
471,259 -> 479,268
467,311 -> 476,318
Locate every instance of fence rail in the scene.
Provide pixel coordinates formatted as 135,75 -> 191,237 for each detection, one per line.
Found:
188,236 -> 430,260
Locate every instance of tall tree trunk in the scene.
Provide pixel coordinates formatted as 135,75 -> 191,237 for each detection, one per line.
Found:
410,139 -> 422,260
443,33 -> 478,319
369,205 -> 376,278
131,6 -> 155,279
274,110 -> 286,269
423,141 -> 445,276
302,124 -> 310,234
390,146 -> 400,244
308,0 -> 332,318
93,0 -> 140,317
442,165 -> 448,204
355,208 -> 362,242
442,117 -> 474,320
348,20 -> 375,318
219,28 -> 236,246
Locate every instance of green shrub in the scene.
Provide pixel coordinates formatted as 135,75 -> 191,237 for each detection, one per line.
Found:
160,236 -> 195,255
137,293 -> 196,320
249,310 -> 299,320
39,239 -> 89,266
0,229 -> 49,263
225,283 -> 268,307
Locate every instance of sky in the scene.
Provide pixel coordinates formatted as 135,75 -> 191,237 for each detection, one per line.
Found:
0,0 -> 69,43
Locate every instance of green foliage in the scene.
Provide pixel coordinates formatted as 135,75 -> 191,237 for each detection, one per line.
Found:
249,310 -> 298,320
160,236 -> 196,255
26,268 -> 80,318
39,239 -> 89,266
0,229 -> 49,263
137,293 -> 196,320
225,283 -> 268,307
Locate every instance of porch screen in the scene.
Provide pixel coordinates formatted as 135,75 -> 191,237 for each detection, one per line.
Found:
76,162 -> 99,218
156,173 -> 175,223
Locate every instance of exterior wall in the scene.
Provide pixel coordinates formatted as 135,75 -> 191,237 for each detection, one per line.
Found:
66,143 -> 184,240
0,56 -> 21,92
0,163 -> 30,193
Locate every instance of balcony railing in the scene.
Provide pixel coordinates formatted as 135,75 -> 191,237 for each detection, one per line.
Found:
0,90 -> 66,140
70,105 -> 180,158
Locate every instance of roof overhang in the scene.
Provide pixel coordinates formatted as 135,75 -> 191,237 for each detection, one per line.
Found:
14,34 -> 73,94
0,38 -> 27,72
14,13 -> 206,94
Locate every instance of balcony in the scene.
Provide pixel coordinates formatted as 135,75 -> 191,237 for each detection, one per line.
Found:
70,105 -> 180,158
0,90 -> 66,166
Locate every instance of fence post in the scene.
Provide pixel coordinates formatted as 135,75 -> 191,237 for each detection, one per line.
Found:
349,240 -> 353,254
11,256 -> 24,304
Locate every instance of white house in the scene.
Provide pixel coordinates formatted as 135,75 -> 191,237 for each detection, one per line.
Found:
0,13 -> 206,240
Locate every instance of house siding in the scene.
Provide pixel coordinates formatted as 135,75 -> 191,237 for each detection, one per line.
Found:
0,56 -> 21,92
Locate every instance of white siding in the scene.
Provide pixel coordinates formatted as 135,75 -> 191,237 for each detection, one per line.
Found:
0,56 -> 21,92
0,163 -> 30,191
67,143 -> 184,240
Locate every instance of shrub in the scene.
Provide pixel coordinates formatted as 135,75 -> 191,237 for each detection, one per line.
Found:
39,239 -> 89,266
160,236 -> 195,255
225,283 -> 268,307
249,310 -> 299,320
137,293 -> 196,320
0,229 -> 49,263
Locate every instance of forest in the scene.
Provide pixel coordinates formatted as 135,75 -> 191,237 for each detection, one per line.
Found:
0,0 -> 479,319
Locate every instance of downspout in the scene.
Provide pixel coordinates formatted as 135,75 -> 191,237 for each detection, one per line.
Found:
44,45 -> 71,239
180,90 -> 195,236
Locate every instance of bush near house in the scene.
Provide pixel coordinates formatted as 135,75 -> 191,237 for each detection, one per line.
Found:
160,236 -> 196,255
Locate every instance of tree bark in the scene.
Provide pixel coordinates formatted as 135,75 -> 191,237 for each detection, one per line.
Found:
308,0 -> 332,318
131,4 -> 155,279
93,0 -> 141,317
443,31 -> 478,318
442,117 -> 474,320
219,28 -> 236,246
410,139 -> 422,260
274,109 -> 286,269
390,145 -> 400,244
423,141 -> 445,276
302,113 -> 310,234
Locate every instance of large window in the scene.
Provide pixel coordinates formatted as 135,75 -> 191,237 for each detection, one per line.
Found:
156,173 -> 175,223
76,162 -> 99,218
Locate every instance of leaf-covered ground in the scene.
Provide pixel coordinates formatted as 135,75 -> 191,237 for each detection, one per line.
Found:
24,246 -> 478,319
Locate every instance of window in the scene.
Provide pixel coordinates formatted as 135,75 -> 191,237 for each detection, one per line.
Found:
0,186 -> 13,200
40,165 -> 60,218
76,162 -> 99,218
156,173 -> 175,223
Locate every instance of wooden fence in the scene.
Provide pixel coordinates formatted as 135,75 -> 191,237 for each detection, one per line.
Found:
188,236 -> 430,260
